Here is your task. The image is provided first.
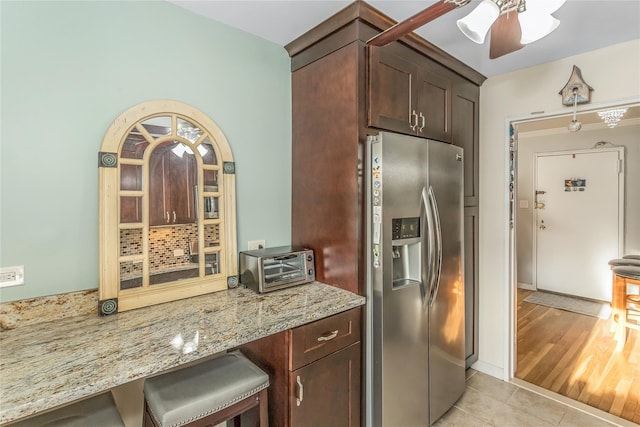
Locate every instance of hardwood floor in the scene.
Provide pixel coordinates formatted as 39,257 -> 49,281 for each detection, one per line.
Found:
516,289 -> 640,424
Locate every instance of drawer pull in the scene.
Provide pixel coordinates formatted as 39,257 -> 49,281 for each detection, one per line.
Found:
317,330 -> 339,342
296,375 -> 304,406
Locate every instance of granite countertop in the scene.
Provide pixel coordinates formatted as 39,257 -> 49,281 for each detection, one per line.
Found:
0,282 -> 365,424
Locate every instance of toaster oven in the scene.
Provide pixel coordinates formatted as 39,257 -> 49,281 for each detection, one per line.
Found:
239,246 -> 315,293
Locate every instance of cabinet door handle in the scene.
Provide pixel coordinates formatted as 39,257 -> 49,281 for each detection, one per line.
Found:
173,211 -> 176,222
419,112 -> 425,132
166,211 -> 170,223
296,375 -> 304,406
411,110 -> 418,131
317,330 -> 339,342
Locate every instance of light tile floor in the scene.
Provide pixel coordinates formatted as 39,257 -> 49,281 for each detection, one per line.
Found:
434,370 -> 634,427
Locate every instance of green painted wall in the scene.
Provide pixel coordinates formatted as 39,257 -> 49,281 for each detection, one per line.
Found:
0,1 -> 292,302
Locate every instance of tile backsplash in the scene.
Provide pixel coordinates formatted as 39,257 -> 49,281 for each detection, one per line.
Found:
119,224 -> 220,274
148,225 -> 196,269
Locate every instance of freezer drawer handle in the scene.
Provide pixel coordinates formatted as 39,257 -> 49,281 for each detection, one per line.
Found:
296,375 -> 304,406
317,330 -> 339,342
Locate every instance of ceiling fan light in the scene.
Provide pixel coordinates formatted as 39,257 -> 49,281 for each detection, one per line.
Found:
457,0 -> 500,44
519,11 -> 560,44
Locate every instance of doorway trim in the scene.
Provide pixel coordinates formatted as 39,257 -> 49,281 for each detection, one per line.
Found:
504,96 -> 640,383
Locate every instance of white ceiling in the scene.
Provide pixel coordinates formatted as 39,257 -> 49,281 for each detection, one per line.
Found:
168,0 -> 640,78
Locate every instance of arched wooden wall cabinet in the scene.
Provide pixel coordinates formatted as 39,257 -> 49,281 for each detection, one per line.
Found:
98,100 -> 238,315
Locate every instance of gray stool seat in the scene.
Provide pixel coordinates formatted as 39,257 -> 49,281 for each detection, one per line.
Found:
608,258 -> 640,267
144,350 -> 269,427
10,392 -> 123,427
613,265 -> 640,281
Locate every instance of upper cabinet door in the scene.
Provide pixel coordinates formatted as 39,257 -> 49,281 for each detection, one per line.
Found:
368,44 -> 452,143
451,76 -> 480,206
368,45 -> 416,136
148,143 -> 197,226
414,59 -> 452,143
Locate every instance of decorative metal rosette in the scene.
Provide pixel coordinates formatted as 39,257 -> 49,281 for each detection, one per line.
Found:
227,275 -> 239,288
223,162 -> 235,174
99,152 -> 118,168
99,298 -> 118,316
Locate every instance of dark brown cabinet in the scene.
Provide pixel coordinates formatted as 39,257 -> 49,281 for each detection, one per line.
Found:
464,206 -> 479,366
148,144 -> 197,226
452,75 -> 480,207
452,75 -> 480,366
369,43 -> 452,142
240,307 -> 361,427
284,0 -> 485,419
120,163 -> 143,223
289,309 -> 361,427
289,342 -> 360,427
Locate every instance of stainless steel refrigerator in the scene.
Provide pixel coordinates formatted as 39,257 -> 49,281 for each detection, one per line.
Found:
365,132 -> 466,426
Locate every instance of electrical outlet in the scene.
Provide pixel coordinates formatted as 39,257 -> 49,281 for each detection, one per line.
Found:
248,240 -> 266,250
174,248 -> 185,257
0,266 -> 24,288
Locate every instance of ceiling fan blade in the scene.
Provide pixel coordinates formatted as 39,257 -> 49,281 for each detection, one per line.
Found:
367,1 -> 459,47
489,12 -> 524,59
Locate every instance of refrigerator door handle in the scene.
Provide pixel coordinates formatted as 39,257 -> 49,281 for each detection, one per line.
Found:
419,188 -> 429,304
421,187 -> 436,306
427,186 -> 443,306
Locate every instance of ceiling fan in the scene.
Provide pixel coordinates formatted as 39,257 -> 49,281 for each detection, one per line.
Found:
367,0 -> 566,59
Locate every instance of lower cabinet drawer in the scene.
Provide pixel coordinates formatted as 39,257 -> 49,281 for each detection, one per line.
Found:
289,342 -> 361,427
290,307 -> 361,370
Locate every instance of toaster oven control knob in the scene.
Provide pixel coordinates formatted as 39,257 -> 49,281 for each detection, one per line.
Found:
308,269 -> 314,276
307,255 -> 313,262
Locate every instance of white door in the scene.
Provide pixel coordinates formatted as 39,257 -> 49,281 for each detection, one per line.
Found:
534,148 -> 624,302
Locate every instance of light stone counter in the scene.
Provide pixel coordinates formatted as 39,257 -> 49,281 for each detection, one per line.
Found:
0,282 -> 365,425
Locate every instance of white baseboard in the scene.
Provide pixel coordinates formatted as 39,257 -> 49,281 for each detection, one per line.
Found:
517,282 -> 535,291
470,360 -> 505,381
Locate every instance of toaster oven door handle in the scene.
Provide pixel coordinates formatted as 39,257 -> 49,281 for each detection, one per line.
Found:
317,330 -> 339,342
273,254 -> 298,261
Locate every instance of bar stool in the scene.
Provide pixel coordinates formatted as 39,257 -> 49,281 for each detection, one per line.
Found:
9,392 -> 124,426
612,265 -> 640,351
143,350 -> 269,427
608,258 -> 640,267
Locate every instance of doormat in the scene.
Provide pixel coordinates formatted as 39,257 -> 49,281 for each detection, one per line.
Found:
523,291 -> 611,319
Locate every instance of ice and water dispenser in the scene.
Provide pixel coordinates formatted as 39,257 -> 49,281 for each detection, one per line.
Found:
391,217 -> 422,289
